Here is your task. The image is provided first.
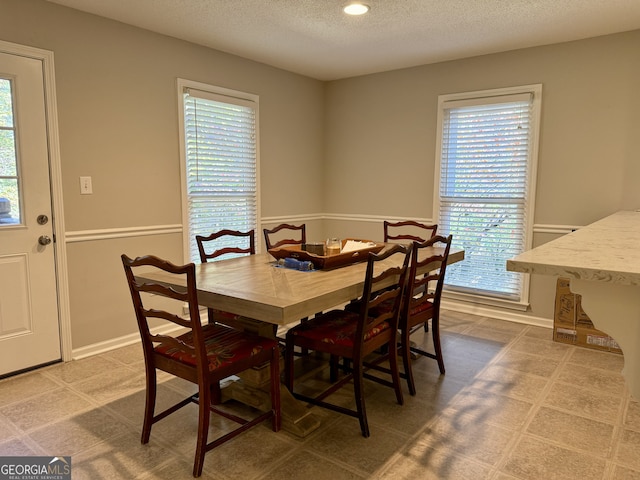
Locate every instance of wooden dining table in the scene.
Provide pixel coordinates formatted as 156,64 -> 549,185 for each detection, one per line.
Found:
137,243 -> 464,436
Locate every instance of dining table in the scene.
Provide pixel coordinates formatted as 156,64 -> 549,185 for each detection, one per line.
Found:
137,242 -> 464,436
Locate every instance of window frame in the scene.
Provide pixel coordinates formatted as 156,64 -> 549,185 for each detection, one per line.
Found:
177,78 -> 261,263
433,84 -> 542,310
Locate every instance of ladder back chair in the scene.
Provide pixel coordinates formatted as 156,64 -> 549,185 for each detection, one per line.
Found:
121,254 -> 281,478
399,235 -> 452,394
352,235 -> 452,395
383,220 -> 438,243
263,223 -> 310,348
284,244 -> 411,437
195,229 -> 256,330
383,220 -> 438,334
196,229 -> 255,262
263,223 -> 306,250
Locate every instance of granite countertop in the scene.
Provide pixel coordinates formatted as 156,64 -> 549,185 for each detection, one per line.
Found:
507,210 -> 640,286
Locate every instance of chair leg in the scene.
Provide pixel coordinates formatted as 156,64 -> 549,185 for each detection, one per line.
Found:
352,358 -> 370,438
387,339 -> 404,406
432,317 -> 445,374
284,335 -> 295,392
270,346 -> 282,432
141,367 -> 157,444
330,355 -> 339,382
210,383 -> 222,405
401,327 -> 417,396
193,383 -> 211,478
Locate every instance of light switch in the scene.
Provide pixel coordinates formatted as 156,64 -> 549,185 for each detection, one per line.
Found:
80,176 -> 93,194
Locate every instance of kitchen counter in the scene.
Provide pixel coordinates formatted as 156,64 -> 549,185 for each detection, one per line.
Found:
507,210 -> 640,398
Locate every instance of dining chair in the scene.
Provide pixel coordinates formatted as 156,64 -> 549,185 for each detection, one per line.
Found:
263,223 -> 306,250
397,235 -> 452,395
196,229 -> 255,262
383,220 -> 438,243
121,254 -> 281,478
383,220 -> 438,334
353,235 -> 452,396
195,229 -> 255,330
284,244 -> 411,437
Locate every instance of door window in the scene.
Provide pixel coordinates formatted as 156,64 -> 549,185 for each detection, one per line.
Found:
0,78 -> 20,225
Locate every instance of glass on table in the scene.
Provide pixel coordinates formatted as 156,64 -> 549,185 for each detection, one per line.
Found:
325,238 -> 341,256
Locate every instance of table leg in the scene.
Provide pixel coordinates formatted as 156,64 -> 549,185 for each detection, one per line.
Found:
214,315 -> 321,437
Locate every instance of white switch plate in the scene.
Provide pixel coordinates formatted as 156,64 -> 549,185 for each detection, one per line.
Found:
80,176 -> 93,194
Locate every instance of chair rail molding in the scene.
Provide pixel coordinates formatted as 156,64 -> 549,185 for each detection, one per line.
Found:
65,224 -> 183,243
64,219 -> 580,243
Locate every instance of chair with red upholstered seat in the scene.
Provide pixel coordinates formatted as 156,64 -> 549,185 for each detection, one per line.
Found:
397,235 -> 452,394
351,235 -> 452,396
383,220 -> 438,334
195,229 -> 255,329
122,254 -> 281,478
284,244 -> 410,437
383,220 -> 437,243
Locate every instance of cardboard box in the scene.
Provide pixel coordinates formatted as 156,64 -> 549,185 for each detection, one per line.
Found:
553,277 -> 622,354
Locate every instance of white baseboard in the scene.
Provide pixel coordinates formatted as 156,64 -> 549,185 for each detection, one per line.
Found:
71,324 -> 184,360
442,299 -> 553,329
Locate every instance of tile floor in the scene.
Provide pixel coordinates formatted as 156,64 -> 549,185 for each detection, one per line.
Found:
1,310 -> 639,479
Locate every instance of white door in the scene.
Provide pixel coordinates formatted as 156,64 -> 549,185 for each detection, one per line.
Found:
0,51 -> 61,375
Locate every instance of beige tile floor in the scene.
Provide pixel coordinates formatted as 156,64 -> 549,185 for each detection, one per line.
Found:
1,310 -> 639,479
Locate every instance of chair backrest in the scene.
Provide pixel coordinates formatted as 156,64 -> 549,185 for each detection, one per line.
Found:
263,223 -> 306,250
357,244 -> 411,349
383,220 -> 437,243
402,235 -> 452,323
121,254 -> 208,369
196,229 -> 255,263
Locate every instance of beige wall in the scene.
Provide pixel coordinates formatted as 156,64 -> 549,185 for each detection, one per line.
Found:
0,0 -> 325,348
325,31 -> 640,224
2,0 -> 639,351
324,30 -> 640,321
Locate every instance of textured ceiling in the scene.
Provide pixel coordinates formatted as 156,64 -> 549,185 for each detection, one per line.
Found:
46,0 -> 640,80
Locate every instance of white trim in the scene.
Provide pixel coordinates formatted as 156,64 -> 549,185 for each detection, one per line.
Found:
60,218 -> 581,244
262,213 -> 324,224
65,224 -> 183,243
0,40 -> 71,363
322,213 -> 436,224
442,299 -> 552,329
177,78 -> 261,262
533,224 -> 580,235
433,84 -> 543,304
443,290 -> 530,312
72,323 -> 184,360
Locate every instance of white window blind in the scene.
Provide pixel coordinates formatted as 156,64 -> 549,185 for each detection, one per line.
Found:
436,88 -> 540,302
182,86 -> 258,263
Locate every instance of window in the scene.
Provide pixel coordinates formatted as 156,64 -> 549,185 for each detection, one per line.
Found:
0,78 -> 21,225
434,85 -> 541,307
178,80 -> 259,263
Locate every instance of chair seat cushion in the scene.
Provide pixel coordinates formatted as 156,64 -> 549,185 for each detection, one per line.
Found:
155,324 -> 276,372
288,310 -> 390,347
346,298 -> 434,319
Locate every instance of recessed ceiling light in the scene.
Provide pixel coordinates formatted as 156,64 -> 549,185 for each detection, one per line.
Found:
343,3 -> 370,15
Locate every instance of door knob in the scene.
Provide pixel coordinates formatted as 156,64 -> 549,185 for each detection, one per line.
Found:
38,235 -> 52,246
